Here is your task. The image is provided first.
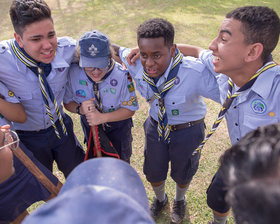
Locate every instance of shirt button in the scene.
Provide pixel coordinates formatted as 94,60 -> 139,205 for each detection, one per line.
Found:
237,138 -> 239,141
233,106 -> 237,109
235,123 -> 238,126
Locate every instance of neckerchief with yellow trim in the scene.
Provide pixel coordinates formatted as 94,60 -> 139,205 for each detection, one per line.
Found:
86,58 -> 115,112
193,61 -> 277,154
143,48 -> 183,143
11,40 -> 67,139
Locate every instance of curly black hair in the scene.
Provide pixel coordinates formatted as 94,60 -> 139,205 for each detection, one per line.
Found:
137,18 -> 174,47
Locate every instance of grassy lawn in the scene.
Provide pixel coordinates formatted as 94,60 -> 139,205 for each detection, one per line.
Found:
0,0 -> 280,223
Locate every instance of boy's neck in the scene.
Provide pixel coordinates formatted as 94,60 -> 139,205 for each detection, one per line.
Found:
228,60 -> 264,87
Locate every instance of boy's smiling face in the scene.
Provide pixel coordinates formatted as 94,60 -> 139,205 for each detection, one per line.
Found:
208,18 -> 251,76
138,37 -> 175,78
15,19 -> 57,64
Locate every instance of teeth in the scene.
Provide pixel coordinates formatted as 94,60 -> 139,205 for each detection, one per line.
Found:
213,56 -> 220,61
42,51 -> 51,55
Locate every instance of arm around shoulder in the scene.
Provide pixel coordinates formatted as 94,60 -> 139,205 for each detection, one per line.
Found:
177,44 -> 204,58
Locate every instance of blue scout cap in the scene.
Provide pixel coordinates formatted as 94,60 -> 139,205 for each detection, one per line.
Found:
79,30 -> 111,68
23,158 -> 154,224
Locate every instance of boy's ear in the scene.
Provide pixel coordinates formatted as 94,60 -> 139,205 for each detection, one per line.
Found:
245,43 -> 263,63
171,44 -> 176,57
14,33 -> 24,48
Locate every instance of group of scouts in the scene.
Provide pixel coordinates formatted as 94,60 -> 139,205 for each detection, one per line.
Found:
0,0 -> 279,224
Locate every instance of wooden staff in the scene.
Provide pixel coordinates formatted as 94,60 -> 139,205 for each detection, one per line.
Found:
91,126 -> 102,157
12,146 -> 61,196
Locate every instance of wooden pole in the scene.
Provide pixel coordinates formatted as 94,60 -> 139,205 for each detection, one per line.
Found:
12,146 -> 61,196
91,126 -> 102,157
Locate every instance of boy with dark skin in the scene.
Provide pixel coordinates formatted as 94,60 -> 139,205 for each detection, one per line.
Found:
114,18 -> 220,223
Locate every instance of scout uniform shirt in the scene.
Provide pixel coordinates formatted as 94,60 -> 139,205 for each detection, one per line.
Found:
0,37 -> 76,131
64,62 -> 139,113
199,50 -> 280,144
119,47 -> 221,125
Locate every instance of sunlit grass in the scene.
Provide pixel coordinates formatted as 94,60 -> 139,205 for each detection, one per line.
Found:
1,0 -> 279,223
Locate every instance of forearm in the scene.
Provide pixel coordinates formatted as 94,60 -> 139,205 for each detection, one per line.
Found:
103,108 -> 135,123
86,108 -> 135,126
176,44 -> 204,58
64,101 -> 80,114
0,99 -> 27,123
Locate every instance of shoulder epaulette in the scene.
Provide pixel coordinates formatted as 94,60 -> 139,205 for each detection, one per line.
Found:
180,56 -> 206,73
57,37 -> 76,48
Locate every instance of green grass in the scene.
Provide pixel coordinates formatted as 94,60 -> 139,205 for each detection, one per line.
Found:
1,0 -> 280,223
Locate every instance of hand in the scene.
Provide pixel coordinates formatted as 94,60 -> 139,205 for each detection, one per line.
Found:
85,109 -> 106,126
0,125 -> 15,183
127,47 -> 140,66
80,99 -> 96,115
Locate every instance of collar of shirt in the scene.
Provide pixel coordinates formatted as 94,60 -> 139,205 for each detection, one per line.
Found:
12,39 -> 69,74
250,64 -> 279,99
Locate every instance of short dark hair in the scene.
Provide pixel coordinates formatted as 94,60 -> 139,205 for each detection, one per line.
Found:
226,6 -> 280,62
137,18 -> 174,47
9,0 -> 52,36
220,123 -> 280,224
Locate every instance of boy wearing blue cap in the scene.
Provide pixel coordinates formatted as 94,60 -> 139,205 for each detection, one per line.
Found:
64,30 -> 138,163
0,82 -> 60,223
113,18 -> 220,223
0,0 -> 85,178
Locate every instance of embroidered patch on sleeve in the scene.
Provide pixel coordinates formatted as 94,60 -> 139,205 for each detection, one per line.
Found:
76,89 -> 86,98
79,80 -> 88,86
127,83 -> 135,92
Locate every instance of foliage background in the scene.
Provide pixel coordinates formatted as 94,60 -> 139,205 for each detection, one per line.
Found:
0,0 -> 279,223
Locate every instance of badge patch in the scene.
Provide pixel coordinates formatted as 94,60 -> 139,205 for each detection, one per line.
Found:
251,99 -> 266,114
8,91 -> 14,97
103,89 -> 108,93
127,83 -> 135,92
110,88 -> 116,94
269,112 -> 275,117
76,89 -> 86,98
108,108 -> 115,112
110,79 -> 118,86
174,77 -> 180,85
79,80 -> 88,86
171,109 -> 179,116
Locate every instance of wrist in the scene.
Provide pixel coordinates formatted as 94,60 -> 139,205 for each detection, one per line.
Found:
76,104 -> 82,115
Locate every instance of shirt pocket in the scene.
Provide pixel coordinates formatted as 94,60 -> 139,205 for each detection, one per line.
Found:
242,113 -> 278,136
165,96 -> 187,115
50,70 -> 68,99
